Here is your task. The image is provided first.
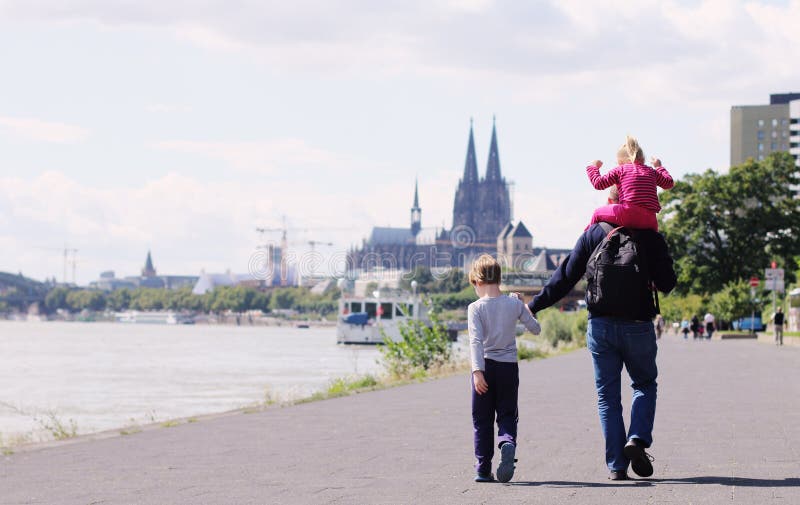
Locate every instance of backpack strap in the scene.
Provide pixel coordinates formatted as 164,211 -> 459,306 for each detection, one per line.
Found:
597,222 -> 615,235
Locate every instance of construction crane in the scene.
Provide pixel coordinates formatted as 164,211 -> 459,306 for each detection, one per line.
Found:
36,245 -> 78,284
308,240 -> 334,252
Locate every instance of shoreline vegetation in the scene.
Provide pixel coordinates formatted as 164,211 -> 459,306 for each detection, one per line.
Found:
0,308 -> 587,455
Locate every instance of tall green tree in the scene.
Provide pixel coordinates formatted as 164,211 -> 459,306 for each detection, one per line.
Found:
660,152 -> 800,294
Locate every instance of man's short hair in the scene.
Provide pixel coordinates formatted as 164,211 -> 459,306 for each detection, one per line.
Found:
469,254 -> 502,285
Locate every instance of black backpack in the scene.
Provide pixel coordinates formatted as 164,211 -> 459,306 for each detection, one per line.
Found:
585,223 -> 659,318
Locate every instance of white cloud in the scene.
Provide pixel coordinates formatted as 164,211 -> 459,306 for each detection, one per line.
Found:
153,138 -> 354,174
2,0 -> 797,107
0,168 -> 459,283
0,116 -> 89,143
145,103 -> 192,113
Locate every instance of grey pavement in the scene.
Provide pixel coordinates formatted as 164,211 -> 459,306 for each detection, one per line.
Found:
2,335 -> 800,504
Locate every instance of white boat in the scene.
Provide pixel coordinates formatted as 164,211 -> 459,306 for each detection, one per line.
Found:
336,294 -> 428,344
116,311 -> 189,324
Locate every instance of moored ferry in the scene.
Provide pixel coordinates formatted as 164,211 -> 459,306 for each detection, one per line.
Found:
336,293 -> 428,344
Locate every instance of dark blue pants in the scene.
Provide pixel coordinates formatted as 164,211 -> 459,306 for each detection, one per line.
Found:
471,359 -> 519,474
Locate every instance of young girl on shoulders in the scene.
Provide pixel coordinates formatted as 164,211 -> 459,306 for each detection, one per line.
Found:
586,136 -> 674,230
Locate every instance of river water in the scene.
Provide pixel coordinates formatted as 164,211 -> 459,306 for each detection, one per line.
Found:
0,321 -> 383,443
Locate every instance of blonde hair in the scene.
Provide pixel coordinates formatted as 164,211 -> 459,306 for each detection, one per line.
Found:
608,185 -> 619,203
616,135 -> 645,164
468,254 -> 502,285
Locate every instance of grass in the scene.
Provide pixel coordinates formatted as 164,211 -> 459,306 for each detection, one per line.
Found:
119,428 -> 142,436
36,411 -> 78,441
160,420 -> 180,428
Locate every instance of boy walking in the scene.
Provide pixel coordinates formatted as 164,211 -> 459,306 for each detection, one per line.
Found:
468,254 -> 541,483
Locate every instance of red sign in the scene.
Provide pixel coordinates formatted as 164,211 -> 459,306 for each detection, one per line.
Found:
750,277 -> 760,287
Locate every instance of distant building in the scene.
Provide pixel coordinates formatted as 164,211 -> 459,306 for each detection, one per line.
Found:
90,251 -> 198,291
89,271 -> 137,291
142,251 -> 157,278
192,271 -> 262,295
191,246 -> 300,295
496,221 -> 533,269
731,92 -> 800,167
348,118 -> 515,272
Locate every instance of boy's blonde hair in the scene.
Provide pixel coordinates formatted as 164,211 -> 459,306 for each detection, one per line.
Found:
617,135 -> 645,164
469,254 -> 502,285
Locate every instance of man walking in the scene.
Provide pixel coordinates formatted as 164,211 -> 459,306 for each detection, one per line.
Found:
771,307 -> 785,346
703,312 -> 715,340
527,194 -> 676,480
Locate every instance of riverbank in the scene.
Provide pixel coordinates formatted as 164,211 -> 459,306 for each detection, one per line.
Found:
4,336 -> 799,504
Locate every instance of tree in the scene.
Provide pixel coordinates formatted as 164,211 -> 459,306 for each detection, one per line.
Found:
399,266 -> 435,293
107,289 -> 131,311
658,293 -> 705,325
44,287 -> 71,313
660,152 -> 800,294
707,279 -> 757,328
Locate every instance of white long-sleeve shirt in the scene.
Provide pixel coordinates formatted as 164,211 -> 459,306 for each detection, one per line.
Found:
468,295 -> 541,372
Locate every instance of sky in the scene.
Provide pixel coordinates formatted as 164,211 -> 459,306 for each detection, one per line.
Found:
1,0 -> 799,285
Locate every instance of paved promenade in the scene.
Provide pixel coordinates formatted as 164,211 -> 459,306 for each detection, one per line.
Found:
2,335 -> 800,504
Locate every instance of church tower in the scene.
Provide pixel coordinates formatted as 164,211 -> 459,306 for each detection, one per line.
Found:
410,178 -> 421,237
452,120 -> 480,237
477,117 -> 511,246
142,250 -> 157,278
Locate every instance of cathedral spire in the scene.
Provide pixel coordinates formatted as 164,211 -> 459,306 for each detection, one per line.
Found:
142,250 -> 156,278
485,115 -> 502,181
462,118 -> 479,184
410,177 -> 421,237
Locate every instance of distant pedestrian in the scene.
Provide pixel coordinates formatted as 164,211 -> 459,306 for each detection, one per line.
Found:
654,314 -> 665,339
704,312 -> 715,340
467,254 -> 541,483
681,319 -> 690,339
691,315 -> 700,339
770,307 -> 785,346
527,188 -> 677,481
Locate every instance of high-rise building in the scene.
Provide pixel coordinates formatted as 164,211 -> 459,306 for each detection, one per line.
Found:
731,93 -> 800,167
791,100 -> 800,168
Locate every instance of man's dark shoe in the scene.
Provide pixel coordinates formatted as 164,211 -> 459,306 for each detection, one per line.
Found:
474,472 -> 495,483
496,442 -> 517,483
624,439 -> 654,477
609,470 -> 629,481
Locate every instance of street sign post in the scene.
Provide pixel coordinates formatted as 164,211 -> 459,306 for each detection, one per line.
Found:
750,277 -> 760,287
765,267 -> 786,319
765,268 -> 784,281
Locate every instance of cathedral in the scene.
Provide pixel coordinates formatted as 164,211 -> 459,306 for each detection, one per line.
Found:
348,119 -> 514,271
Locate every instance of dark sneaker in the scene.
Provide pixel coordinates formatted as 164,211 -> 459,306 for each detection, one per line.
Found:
474,472 -> 494,483
496,442 -> 517,483
624,439 -> 654,477
609,470 -> 629,481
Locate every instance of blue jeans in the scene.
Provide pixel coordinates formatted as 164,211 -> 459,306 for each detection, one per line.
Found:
587,317 -> 658,472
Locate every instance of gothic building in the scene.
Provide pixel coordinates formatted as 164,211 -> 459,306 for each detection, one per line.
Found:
348,119 -> 514,271
452,118 -> 512,251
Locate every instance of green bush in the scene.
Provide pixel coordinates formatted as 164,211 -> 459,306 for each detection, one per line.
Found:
380,311 -> 453,377
536,308 -> 588,347
517,342 -> 546,361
